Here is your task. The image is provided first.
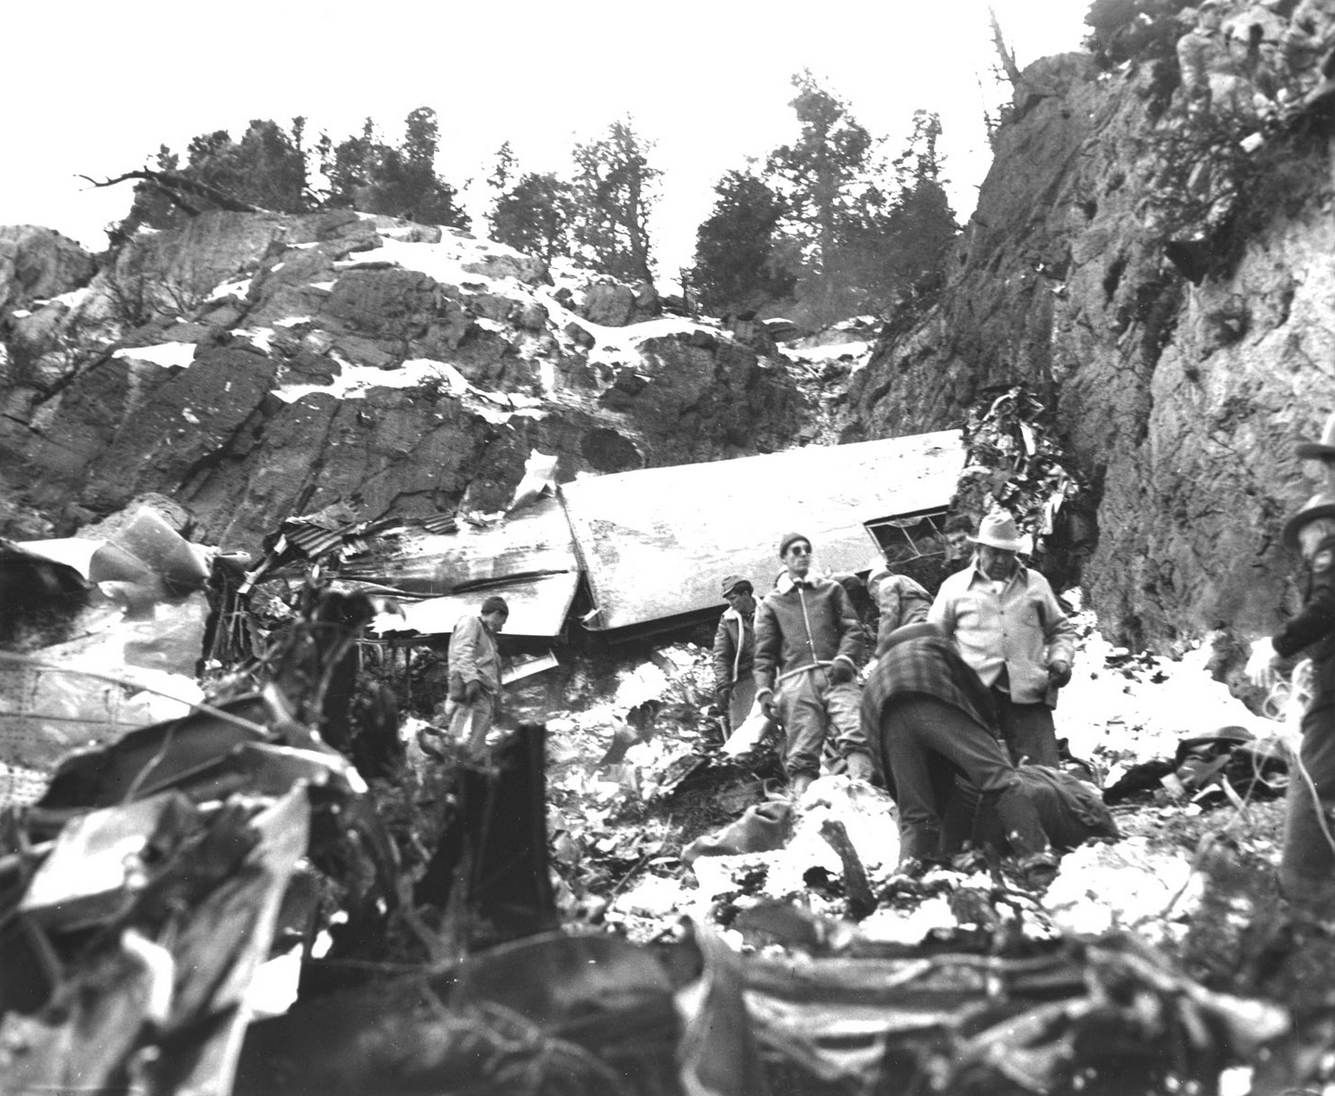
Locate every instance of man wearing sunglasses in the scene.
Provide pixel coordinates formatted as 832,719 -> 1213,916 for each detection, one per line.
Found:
753,531 -> 875,796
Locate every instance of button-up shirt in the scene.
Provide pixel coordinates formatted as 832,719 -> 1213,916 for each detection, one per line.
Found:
928,561 -> 1076,707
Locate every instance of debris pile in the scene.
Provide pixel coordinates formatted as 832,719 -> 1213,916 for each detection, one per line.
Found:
954,386 -> 1097,591
0,497 -> 1328,1094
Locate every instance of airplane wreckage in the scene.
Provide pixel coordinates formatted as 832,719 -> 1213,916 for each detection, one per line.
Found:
0,394 -> 1313,1095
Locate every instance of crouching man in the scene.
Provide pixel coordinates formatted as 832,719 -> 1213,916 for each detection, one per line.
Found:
861,621 -> 1057,887
754,532 -> 875,796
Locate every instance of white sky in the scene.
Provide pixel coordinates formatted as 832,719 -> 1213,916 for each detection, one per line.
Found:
4,1 -> 1088,276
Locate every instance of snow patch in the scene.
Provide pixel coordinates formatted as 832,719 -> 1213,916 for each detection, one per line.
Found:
112,342 -> 196,368
207,276 -> 252,300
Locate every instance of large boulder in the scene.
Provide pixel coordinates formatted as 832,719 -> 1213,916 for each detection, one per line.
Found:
0,226 -> 96,311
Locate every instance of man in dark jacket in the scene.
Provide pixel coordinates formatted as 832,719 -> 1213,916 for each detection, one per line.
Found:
1248,490 -> 1335,918
713,574 -> 757,732
754,532 -> 874,795
861,621 -> 1056,885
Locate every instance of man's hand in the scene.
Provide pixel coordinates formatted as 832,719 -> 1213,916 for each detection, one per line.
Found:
464,679 -> 483,704
759,689 -> 779,721
1047,660 -> 1072,689
826,660 -> 854,686
714,685 -> 732,710
1246,637 -> 1282,691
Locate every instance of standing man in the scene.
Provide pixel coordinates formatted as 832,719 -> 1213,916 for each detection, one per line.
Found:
866,556 -> 932,658
713,575 -> 758,733
444,595 -> 508,757
1247,491 -> 1335,920
1177,0 -> 1235,114
861,621 -> 1057,886
942,513 -> 977,574
929,511 -> 1076,768
754,532 -> 874,795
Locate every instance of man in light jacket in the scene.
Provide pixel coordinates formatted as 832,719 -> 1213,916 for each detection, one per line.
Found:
929,512 -> 1076,767
713,574 -> 758,732
754,532 -> 875,795
444,595 -> 508,757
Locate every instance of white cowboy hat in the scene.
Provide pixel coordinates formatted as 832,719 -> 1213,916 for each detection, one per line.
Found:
969,512 -> 1026,553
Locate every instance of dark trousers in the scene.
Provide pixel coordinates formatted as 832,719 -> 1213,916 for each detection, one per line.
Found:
1281,700 -> 1335,916
992,689 -> 1061,767
876,695 -> 1049,865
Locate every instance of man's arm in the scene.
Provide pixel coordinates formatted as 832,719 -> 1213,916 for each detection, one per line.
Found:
832,582 -> 863,668
712,613 -> 736,694
1038,577 -> 1076,670
927,579 -> 956,634
753,599 -> 780,694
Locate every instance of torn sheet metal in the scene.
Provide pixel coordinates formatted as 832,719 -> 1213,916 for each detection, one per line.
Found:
343,494 -> 577,597
381,572 -> 579,639
345,494 -> 579,638
561,431 -> 965,632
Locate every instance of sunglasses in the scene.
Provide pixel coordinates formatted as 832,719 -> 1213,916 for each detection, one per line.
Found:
787,545 -> 812,556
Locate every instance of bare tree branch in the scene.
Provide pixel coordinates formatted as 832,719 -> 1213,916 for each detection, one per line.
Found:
989,7 -> 1023,86
76,168 -> 265,214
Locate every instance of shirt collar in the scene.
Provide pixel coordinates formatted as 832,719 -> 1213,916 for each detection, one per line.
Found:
970,560 -> 1026,588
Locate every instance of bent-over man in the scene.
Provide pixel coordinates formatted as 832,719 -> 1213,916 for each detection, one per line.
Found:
861,621 -> 1057,887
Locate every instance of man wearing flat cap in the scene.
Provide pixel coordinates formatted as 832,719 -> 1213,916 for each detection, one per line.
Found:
713,574 -> 758,732
442,595 -> 509,757
929,511 -> 1076,767
1248,489 -> 1335,920
753,532 -> 874,795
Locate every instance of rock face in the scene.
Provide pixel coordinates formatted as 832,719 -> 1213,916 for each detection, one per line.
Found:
0,213 -> 805,548
0,226 -> 96,311
850,48 -> 1335,650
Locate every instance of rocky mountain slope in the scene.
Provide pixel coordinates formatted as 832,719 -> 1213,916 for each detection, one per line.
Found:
0,214 -> 823,549
7,14 -> 1335,657
849,47 -> 1335,651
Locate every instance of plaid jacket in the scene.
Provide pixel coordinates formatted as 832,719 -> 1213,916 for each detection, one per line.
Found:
860,632 -> 997,737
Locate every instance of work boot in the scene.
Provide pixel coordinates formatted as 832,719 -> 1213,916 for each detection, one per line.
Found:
844,751 -> 875,782
1017,851 -> 1060,890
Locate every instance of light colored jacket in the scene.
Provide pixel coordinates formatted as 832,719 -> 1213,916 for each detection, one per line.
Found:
867,567 -> 932,657
928,562 -> 1075,707
448,613 -> 502,697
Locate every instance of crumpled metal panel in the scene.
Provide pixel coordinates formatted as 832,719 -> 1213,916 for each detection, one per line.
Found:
561,431 -> 965,632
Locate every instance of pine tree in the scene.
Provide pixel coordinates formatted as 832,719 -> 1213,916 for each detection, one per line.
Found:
881,111 -> 958,300
764,71 -> 883,322
689,169 -> 795,315
319,109 -> 469,227
488,141 -> 518,193
570,119 -> 659,282
490,172 -> 574,262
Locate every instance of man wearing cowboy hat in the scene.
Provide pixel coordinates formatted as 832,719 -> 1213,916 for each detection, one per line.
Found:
929,510 -> 1076,767
713,574 -> 758,733
1247,490 -> 1335,919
